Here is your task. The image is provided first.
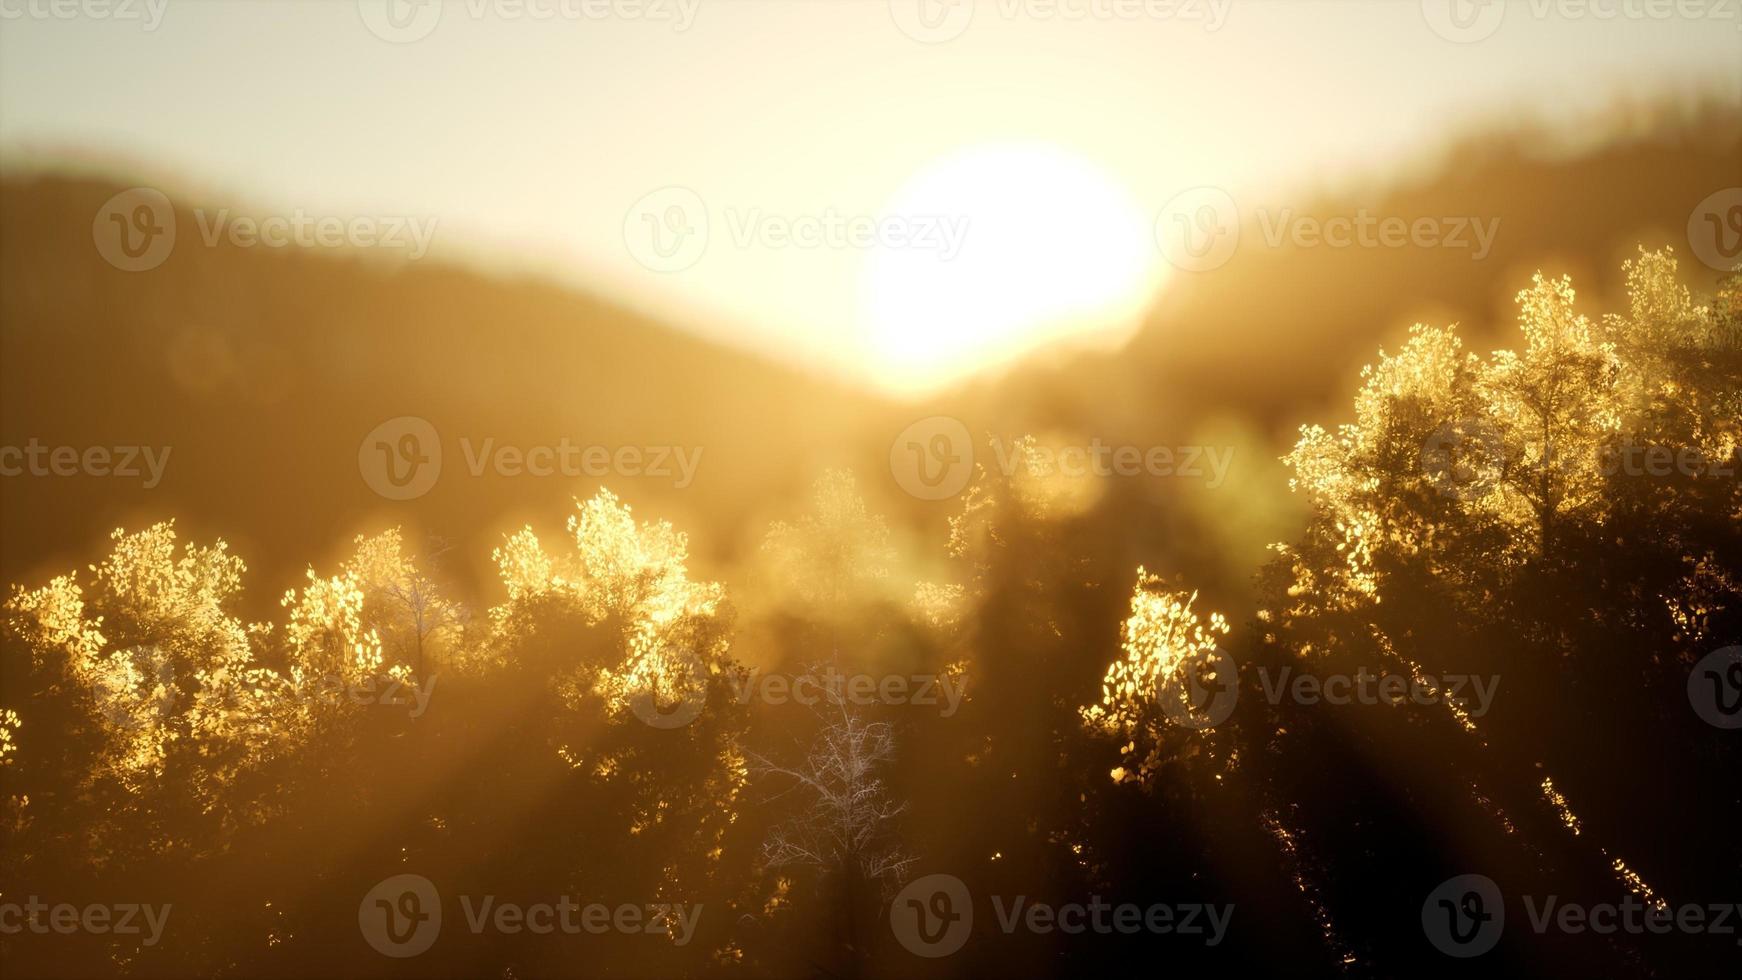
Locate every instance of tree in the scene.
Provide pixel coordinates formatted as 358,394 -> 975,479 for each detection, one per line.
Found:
469,489 -> 749,902
1255,249 -> 1742,976
751,664 -> 915,977
1080,569 -> 1232,786
1,523 -> 290,851
341,528 -> 467,677
759,470 -> 898,621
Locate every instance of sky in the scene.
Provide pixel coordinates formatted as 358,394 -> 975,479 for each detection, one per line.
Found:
2,0 -> 1737,395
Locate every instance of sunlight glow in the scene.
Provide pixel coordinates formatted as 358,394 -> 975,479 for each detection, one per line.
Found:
860,143 -> 1159,396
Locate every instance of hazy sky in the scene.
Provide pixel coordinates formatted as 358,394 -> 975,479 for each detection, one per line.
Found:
2,0 -> 1737,394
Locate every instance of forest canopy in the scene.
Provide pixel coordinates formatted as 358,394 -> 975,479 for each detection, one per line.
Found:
2,249 -> 1738,978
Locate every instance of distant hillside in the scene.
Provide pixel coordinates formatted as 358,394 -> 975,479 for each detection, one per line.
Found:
979,102 -> 1740,423
0,176 -> 893,606
928,102 -> 1742,605
3,104 -> 1736,611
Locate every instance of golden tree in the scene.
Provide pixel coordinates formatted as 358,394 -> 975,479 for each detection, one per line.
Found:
1477,272 -> 1622,550
760,469 -> 896,616
477,489 -> 747,895
341,528 -> 466,676
1,524 -> 294,848
0,522 -> 458,854
1081,568 -> 1231,785
1279,248 -> 1732,600
1279,321 -> 1482,608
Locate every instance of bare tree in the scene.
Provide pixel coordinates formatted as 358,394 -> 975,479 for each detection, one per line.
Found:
752,666 -> 915,887
376,548 -> 467,676
347,531 -> 469,677
750,663 -> 915,974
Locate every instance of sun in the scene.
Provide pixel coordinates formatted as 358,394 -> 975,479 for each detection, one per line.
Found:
859,143 -> 1159,397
